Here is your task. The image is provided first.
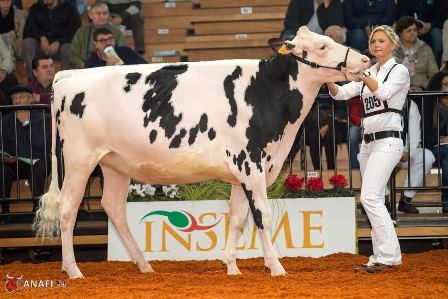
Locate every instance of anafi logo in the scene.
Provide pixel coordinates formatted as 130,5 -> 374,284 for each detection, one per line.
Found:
140,210 -> 221,232
5,274 -> 22,293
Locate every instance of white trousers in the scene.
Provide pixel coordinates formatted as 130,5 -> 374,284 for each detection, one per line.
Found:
359,137 -> 403,265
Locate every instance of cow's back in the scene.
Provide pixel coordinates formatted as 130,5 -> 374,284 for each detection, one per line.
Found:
53,60 -> 263,185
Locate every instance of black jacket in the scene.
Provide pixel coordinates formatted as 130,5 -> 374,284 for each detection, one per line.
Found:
1,111 -> 51,161
397,0 -> 446,29
283,0 -> 344,34
344,0 -> 396,29
23,0 -> 81,44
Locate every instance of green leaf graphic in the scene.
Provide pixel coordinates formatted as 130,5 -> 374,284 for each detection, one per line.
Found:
140,210 -> 189,228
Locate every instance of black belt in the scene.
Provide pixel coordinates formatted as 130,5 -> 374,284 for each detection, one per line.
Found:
363,130 -> 402,144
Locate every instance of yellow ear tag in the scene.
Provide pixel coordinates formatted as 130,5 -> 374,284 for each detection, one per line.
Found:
278,44 -> 288,55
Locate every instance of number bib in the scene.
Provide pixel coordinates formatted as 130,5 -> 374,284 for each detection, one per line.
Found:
362,92 -> 384,114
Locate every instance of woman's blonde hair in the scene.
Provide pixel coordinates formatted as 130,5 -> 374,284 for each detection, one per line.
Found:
368,25 -> 400,55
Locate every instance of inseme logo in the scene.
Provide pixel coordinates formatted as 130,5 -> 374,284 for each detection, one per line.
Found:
140,209 -> 325,253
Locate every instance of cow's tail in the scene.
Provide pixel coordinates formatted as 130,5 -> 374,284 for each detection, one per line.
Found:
33,102 -> 61,238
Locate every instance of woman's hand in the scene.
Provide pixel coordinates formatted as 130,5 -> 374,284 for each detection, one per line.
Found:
326,82 -> 338,96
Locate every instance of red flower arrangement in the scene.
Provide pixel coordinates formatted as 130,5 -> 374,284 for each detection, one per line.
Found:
282,173 -> 353,198
284,174 -> 304,191
307,177 -> 324,192
329,174 -> 348,188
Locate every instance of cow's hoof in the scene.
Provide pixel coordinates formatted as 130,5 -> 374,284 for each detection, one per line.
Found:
227,268 -> 242,275
267,262 -> 287,276
140,264 -> 155,273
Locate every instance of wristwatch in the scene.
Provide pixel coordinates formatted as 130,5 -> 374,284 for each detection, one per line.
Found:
362,69 -> 372,79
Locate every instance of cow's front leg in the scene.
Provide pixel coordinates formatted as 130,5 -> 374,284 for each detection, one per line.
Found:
223,185 -> 249,275
240,181 -> 286,276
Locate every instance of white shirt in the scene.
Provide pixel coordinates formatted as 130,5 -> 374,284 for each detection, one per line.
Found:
331,57 -> 410,134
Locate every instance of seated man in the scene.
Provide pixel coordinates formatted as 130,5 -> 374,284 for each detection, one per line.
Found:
0,85 -> 50,213
0,35 -> 18,105
22,0 -> 81,79
70,0 -> 126,69
104,0 -> 145,54
0,0 -> 27,60
84,27 -> 146,68
27,55 -> 55,105
385,100 -> 435,214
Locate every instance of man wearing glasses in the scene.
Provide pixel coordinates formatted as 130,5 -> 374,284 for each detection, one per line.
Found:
84,27 -> 146,68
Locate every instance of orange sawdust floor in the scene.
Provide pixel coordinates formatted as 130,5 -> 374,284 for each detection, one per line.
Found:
1,250 -> 447,298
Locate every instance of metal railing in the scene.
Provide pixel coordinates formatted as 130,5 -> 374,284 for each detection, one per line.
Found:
1,90 -> 448,220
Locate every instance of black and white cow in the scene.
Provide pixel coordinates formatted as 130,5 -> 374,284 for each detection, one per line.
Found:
34,27 -> 369,278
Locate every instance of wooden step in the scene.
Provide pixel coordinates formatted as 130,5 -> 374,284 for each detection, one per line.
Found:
192,0 -> 289,9
143,1 -> 193,17
185,32 -> 278,43
145,16 -> 195,30
190,5 -> 287,16
358,226 -> 448,238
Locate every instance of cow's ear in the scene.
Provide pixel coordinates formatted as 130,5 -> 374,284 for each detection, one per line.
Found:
268,38 -> 289,55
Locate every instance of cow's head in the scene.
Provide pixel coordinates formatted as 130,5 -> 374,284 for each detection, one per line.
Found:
269,26 -> 370,82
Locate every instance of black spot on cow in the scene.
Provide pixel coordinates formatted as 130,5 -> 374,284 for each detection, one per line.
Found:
56,109 -> 61,125
169,128 -> 187,148
226,150 -> 231,157
123,72 -> 142,92
142,64 -> 188,139
262,151 -> 266,158
236,150 -> 246,172
188,125 -> 199,145
244,161 -> 251,176
149,130 -> 157,144
244,56 -> 303,172
70,92 -> 86,118
60,96 -> 66,112
268,165 -> 274,173
224,66 -> 242,127
267,155 -> 271,162
199,114 -> 208,133
241,183 -> 263,229
208,128 -> 216,140
232,155 -> 237,166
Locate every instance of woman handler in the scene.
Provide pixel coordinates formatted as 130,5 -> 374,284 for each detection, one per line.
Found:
327,25 -> 410,273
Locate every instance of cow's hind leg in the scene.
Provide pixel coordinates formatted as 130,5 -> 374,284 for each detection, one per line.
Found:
59,172 -> 91,278
100,164 -> 154,273
240,178 -> 286,276
223,184 -> 249,275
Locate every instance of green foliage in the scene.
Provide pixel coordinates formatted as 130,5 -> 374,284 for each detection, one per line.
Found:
267,173 -> 287,199
176,180 -> 231,201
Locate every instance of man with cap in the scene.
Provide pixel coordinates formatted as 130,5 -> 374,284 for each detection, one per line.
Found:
0,85 -> 50,214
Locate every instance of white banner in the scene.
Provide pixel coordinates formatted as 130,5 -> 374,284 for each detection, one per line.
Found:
108,197 -> 356,261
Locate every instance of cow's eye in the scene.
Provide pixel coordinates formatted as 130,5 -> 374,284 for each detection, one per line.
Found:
320,45 -> 326,50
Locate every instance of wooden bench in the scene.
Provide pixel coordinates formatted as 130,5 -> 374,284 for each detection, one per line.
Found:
192,0 -> 289,9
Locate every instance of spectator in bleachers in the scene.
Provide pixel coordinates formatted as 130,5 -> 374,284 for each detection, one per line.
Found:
303,99 -> 346,170
0,35 -> 18,105
395,16 -> 439,92
70,0 -> 126,69
343,0 -> 396,53
27,55 -> 54,105
429,69 -> 448,213
68,0 -> 87,16
22,0 -> 81,79
0,85 -> 50,213
0,0 -> 27,60
396,0 -> 446,67
281,0 -> 344,40
442,19 -> 448,70
84,27 -> 146,68
104,0 -> 145,55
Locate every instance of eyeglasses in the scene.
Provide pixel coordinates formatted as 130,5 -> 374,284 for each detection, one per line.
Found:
95,37 -> 114,43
